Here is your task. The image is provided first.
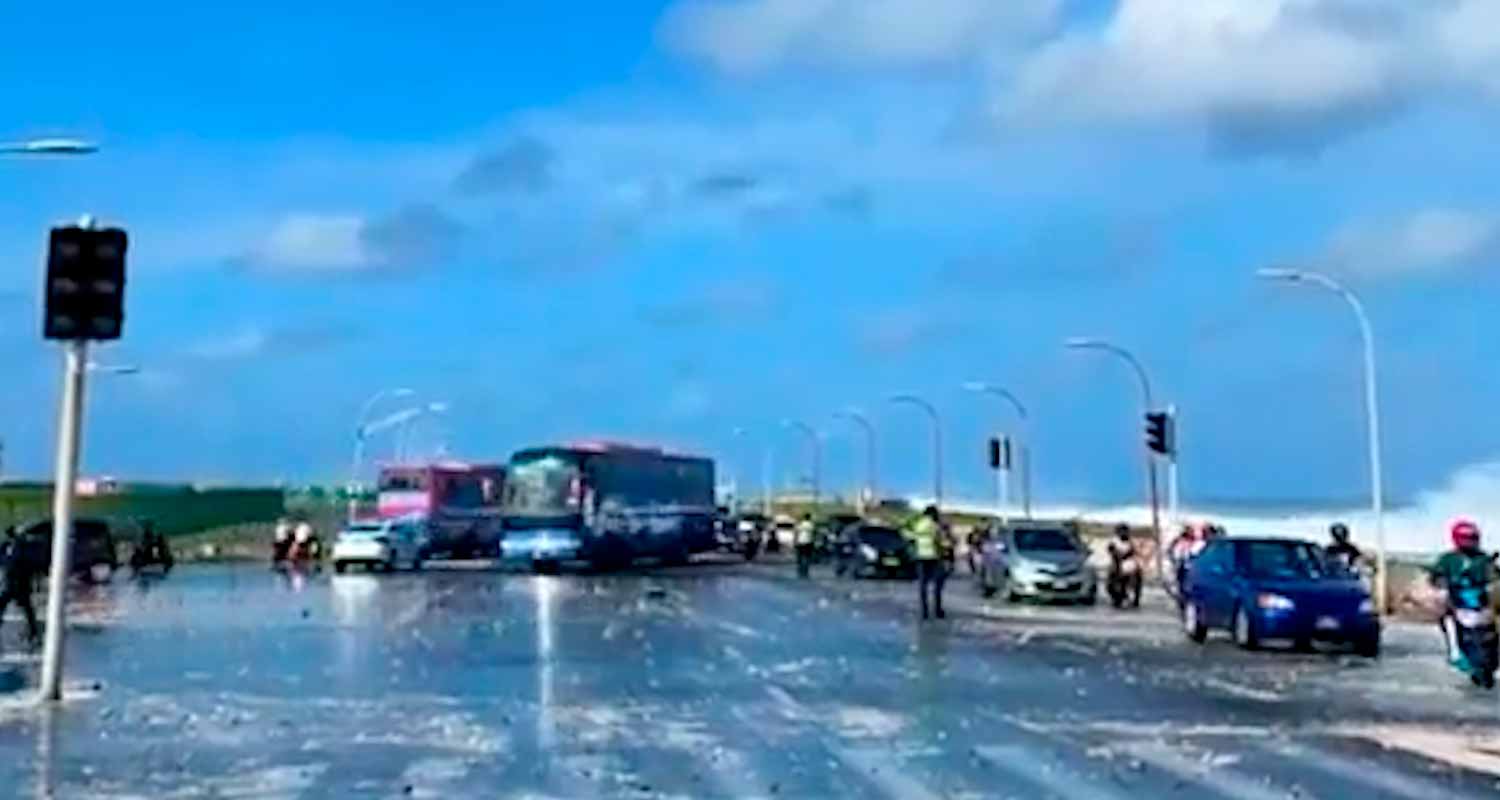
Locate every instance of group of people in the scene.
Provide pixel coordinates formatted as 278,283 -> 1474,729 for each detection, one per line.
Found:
790,506 -> 956,621
271,519 -> 323,566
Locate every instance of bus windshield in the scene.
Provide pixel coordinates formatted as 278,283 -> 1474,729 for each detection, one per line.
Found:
503,453 -> 581,517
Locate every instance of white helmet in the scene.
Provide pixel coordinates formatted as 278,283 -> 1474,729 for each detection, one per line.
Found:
274,520 -> 292,542
294,522 -> 313,543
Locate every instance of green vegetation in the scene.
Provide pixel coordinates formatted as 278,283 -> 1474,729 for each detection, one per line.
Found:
0,483 -> 284,540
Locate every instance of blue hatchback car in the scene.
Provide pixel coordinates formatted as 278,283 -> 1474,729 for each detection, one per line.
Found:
1181,537 -> 1380,657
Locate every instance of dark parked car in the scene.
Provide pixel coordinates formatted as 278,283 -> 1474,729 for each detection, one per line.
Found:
1181,536 -> 1380,657
13,518 -> 120,584
836,524 -> 915,579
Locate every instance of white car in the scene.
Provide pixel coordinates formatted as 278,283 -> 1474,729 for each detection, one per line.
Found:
332,519 -> 427,573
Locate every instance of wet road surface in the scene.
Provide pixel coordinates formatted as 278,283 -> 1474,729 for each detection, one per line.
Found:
2,558 -> 1499,798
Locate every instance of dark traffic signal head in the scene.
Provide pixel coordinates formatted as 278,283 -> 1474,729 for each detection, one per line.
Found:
988,437 -> 1001,469
44,226 -> 127,341
1145,411 -> 1173,456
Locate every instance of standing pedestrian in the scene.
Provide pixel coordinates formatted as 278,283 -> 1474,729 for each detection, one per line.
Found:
906,505 -> 950,620
0,526 -> 41,646
794,514 -> 816,578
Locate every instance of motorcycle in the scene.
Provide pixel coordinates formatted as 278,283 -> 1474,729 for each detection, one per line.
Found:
1447,584 -> 1498,689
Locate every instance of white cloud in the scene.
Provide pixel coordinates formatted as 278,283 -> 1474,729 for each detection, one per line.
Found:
241,205 -> 463,275
661,0 -> 1058,74
185,326 -> 272,360
1321,208 -> 1500,278
254,215 -> 370,273
1002,0 -> 1500,153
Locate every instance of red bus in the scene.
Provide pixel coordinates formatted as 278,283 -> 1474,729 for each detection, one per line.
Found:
376,462 -> 505,559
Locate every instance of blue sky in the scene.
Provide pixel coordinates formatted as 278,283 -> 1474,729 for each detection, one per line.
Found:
3,0 -> 1500,507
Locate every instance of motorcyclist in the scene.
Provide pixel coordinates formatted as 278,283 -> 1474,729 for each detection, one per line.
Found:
1106,523 -> 1142,608
1429,519 -> 1498,686
966,523 -> 990,575
794,514 -> 816,578
131,520 -> 174,573
1324,522 -> 1363,572
271,519 -> 293,564
292,521 -> 322,563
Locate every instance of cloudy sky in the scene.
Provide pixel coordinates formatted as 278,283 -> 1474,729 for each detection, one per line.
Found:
2,0 -> 1498,505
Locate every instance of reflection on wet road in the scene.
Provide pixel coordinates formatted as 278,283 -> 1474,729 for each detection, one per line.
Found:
1,561 -> 1499,798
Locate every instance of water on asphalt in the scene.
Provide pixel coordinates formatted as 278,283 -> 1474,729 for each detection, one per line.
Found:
1,559 -> 1498,798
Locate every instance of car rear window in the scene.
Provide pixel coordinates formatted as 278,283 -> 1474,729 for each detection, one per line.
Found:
1014,528 -> 1079,552
1243,541 -> 1326,580
859,528 -> 904,549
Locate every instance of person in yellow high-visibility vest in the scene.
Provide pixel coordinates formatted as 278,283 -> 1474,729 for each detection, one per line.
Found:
794,514 -> 817,578
905,505 -> 951,620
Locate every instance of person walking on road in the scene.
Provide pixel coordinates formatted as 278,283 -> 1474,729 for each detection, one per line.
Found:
0,526 -> 41,647
906,506 -> 951,620
794,514 -> 816,578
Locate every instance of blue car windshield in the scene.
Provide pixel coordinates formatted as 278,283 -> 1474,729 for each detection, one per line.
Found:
1244,541 -> 1327,580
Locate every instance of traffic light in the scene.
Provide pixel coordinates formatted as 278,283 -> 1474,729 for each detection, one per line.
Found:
1145,411 -> 1174,456
44,225 -> 127,341
988,437 -> 1001,469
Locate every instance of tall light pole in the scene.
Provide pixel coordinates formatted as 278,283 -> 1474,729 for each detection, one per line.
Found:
962,382 -> 1032,520
396,402 -> 450,463
890,395 -> 943,509
782,420 -> 822,510
833,409 -> 878,514
349,388 -> 415,523
1258,267 -> 1387,613
1065,337 -> 1165,567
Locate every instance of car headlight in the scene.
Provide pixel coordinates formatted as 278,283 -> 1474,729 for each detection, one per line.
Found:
1358,598 -> 1375,615
1256,593 -> 1295,611
859,544 -> 878,560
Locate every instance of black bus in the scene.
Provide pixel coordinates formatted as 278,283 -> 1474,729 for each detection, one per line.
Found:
501,442 -> 716,570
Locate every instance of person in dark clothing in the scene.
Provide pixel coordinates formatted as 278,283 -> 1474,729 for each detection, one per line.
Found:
1324,522 -> 1363,572
0,527 -> 41,645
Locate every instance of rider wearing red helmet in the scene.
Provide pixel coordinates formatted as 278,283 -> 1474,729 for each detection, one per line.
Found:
1430,519 -> 1497,673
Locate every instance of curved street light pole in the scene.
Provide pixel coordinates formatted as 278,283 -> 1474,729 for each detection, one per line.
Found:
1259,267 -> 1387,613
962,382 -> 1032,520
397,402 -> 450,463
349,388 -> 415,523
890,395 -> 943,510
782,420 -> 822,510
834,409 -> 878,513
1065,338 -> 1164,570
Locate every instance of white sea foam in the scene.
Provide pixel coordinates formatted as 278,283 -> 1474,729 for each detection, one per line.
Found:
930,457 -> 1500,558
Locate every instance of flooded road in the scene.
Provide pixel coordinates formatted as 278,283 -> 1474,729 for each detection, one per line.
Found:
1,560 -> 1499,798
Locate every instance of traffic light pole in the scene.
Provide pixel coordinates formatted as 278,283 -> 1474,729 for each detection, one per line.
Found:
1167,404 -> 1180,530
38,338 -> 88,703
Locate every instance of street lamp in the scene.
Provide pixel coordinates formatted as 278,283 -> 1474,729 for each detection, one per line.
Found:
1258,266 -> 1387,613
0,138 -> 98,156
397,401 -> 450,462
889,394 -> 943,509
962,382 -> 1032,520
833,409 -> 878,513
781,419 -> 822,510
349,388 -> 415,522
732,426 -> 776,516
1065,337 -> 1166,564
